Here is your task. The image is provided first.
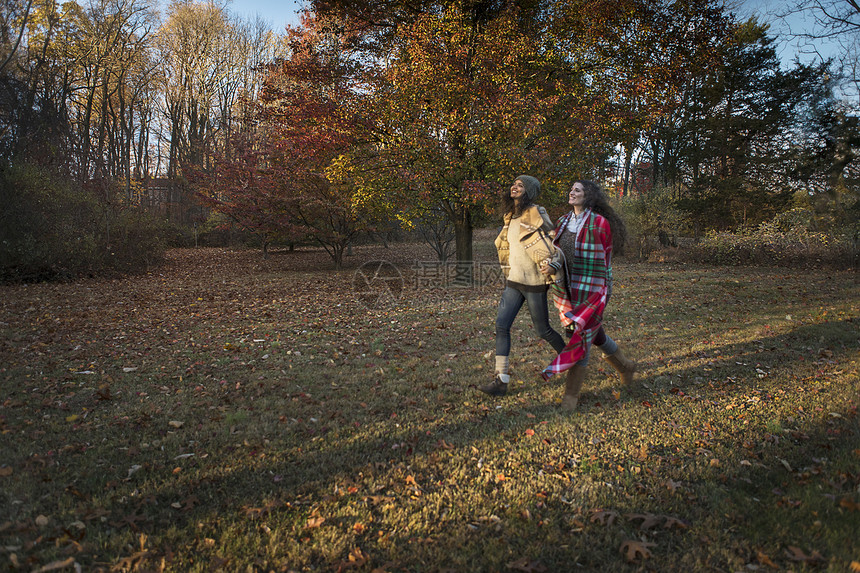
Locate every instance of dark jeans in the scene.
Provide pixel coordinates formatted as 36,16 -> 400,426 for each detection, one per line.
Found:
495,286 -> 566,357
575,326 -> 618,366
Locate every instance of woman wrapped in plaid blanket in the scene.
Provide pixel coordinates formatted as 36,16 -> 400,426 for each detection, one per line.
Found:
540,180 -> 638,411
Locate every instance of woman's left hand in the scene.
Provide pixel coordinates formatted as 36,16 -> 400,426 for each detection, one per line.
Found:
539,261 -> 554,276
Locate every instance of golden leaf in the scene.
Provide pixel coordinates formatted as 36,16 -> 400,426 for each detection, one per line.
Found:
306,516 -> 325,529
756,550 -> 778,569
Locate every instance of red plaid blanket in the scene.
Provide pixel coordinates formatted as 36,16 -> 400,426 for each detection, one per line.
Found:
542,210 -> 612,378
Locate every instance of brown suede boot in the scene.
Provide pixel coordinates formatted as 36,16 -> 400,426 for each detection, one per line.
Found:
561,364 -> 586,412
603,348 -> 637,385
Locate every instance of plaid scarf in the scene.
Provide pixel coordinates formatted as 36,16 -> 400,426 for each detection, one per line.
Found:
542,210 -> 612,379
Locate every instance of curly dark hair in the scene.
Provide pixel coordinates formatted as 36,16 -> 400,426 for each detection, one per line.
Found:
500,184 -> 534,218
576,179 -> 627,254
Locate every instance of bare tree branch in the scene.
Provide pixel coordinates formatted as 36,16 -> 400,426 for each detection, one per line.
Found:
0,0 -> 34,74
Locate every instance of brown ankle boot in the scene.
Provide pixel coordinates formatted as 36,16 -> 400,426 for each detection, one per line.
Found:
603,348 -> 637,385
561,364 -> 586,412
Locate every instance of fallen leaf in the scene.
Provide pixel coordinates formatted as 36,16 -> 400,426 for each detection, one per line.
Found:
0,466 -> 12,477
35,515 -> 50,527
337,546 -> 369,571
168,420 -> 184,429
625,513 -> 662,530
525,429 -> 535,436
589,509 -> 619,526
756,550 -> 778,569
126,464 -> 142,479
306,516 -> 325,529
838,497 -> 859,511
365,495 -> 394,505
849,561 -> 860,572
662,516 -> 689,530
32,557 -> 75,572
784,546 -> 825,563
620,539 -> 655,562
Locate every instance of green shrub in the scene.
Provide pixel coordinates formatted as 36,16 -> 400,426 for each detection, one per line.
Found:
683,208 -> 858,269
617,187 -> 690,260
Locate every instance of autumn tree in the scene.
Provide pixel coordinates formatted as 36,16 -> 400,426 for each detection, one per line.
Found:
368,5 -> 571,275
299,0 -> 677,276
588,0 -> 732,196
1,0 -> 69,164
156,1 -> 278,177
64,0 -> 158,190
0,0 -> 34,74
194,11 -> 383,268
192,130 -> 304,254
157,0 -> 229,177
0,0 -> 169,278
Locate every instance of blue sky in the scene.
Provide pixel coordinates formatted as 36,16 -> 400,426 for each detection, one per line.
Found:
228,0 -> 305,30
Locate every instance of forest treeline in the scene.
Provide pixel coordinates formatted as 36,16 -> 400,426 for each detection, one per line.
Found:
0,0 -> 857,280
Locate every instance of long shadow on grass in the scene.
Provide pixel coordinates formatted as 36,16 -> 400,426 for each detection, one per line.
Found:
64,319 -> 858,570
101,382 -> 859,571
88,397 -> 592,568
638,318 -> 856,388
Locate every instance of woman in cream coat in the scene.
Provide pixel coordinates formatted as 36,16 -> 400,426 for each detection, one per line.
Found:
480,175 -> 566,397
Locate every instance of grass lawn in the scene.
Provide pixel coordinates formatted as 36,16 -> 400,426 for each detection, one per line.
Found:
1,235 -> 858,572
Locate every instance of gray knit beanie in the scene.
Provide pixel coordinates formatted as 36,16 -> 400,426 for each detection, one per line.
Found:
515,175 -> 541,202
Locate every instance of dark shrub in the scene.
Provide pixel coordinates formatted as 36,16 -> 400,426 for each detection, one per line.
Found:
0,163 -> 168,282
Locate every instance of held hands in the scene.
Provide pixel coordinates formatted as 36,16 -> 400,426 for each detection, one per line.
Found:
539,259 -> 554,276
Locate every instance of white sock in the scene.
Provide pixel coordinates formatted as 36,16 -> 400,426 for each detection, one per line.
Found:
495,356 -> 510,383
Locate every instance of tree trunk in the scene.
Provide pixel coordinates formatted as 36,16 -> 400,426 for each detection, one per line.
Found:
333,244 -> 344,270
622,141 -> 634,197
453,208 -> 473,285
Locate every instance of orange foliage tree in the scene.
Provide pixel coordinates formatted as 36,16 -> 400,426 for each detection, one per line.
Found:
209,0 -> 721,270
296,0 -> 634,276
195,11 -> 387,268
